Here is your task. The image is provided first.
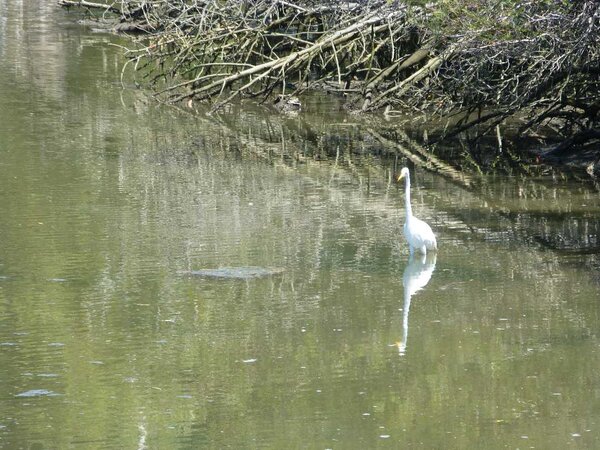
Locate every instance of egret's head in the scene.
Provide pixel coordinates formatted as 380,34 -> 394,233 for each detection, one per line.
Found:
397,167 -> 410,182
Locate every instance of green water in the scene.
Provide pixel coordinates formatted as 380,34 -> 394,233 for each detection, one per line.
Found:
1,2 -> 600,449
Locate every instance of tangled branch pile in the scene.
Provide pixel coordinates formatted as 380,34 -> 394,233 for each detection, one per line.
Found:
61,0 -> 599,159
418,0 -> 600,158
122,0 -> 415,109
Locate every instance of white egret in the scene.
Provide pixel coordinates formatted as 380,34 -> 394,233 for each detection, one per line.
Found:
397,167 -> 437,255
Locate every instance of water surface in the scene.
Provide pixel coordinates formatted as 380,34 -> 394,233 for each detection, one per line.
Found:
1,2 -> 600,449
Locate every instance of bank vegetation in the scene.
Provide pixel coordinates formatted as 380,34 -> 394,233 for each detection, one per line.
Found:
59,0 -> 599,171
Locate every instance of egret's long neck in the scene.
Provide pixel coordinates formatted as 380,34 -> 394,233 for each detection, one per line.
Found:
404,175 -> 413,218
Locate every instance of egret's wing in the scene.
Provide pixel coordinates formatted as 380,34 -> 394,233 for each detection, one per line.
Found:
408,216 -> 437,249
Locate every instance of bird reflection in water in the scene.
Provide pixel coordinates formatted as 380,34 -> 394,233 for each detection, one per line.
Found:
396,252 -> 437,356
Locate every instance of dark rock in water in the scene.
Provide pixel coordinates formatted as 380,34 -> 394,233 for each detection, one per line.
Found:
180,267 -> 284,280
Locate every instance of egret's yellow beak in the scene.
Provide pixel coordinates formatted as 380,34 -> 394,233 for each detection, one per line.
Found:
397,173 -> 405,182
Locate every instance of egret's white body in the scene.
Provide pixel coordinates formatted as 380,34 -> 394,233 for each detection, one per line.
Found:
397,167 -> 437,255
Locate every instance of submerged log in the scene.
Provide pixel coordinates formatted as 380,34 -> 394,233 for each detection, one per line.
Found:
179,267 -> 285,280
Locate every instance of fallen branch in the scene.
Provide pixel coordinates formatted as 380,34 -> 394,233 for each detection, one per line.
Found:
367,43 -> 456,111
57,0 -> 120,15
